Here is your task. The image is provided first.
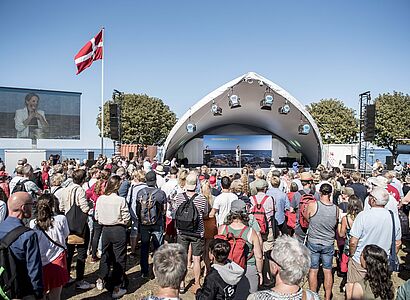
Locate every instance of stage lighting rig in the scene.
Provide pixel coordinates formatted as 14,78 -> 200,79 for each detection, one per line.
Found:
278,101 -> 291,114
211,100 -> 222,116
228,88 -> 241,109
260,88 -> 274,110
186,123 -> 197,133
298,124 -> 311,135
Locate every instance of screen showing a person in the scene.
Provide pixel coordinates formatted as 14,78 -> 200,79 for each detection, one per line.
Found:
203,135 -> 272,167
0,87 -> 81,140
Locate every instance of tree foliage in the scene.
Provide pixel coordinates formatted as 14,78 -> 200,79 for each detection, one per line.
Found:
374,91 -> 410,159
306,98 -> 358,144
97,93 -> 177,145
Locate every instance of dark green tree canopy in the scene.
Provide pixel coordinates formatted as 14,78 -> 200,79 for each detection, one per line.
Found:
374,91 -> 410,159
97,93 -> 177,145
306,98 -> 358,144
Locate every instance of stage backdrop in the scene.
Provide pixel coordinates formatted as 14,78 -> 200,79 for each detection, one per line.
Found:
203,135 -> 272,167
0,86 -> 81,140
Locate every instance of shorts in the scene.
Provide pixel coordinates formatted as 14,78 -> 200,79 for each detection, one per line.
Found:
177,234 -> 204,256
347,258 -> 366,283
42,250 -> 69,290
307,241 -> 334,270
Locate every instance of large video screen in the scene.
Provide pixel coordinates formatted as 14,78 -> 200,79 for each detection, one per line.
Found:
0,87 -> 81,140
203,135 -> 272,167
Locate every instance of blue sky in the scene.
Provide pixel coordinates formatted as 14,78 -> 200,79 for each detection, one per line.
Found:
0,0 -> 409,149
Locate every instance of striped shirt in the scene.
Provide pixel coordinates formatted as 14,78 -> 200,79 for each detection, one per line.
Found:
174,192 -> 209,238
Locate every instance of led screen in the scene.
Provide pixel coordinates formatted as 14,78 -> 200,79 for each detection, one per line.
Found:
0,87 -> 81,140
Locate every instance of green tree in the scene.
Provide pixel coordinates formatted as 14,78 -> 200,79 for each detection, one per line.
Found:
97,93 -> 177,145
306,99 -> 358,144
374,91 -> 410,160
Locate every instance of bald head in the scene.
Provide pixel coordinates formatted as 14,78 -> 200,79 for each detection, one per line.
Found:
8,192 -> 33,217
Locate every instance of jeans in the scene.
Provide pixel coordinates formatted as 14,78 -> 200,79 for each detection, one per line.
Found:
91,222 -> 103,259
99,225 -> 128,288
307,241 -> 334,270
140,224 -> 163,275
67,226 -> 90,281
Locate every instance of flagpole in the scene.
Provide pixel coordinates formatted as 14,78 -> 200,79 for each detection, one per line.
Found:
100,27 -> 105,156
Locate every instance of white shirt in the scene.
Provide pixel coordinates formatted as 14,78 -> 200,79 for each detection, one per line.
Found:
161,178 -> 179,198
14,107 -> 46,138
156,174 -> 166,189
350,207 -> 401,263
95,193 -> 130,226
29,215 -> 70,265
143,161 -> 152,172
213,192 -> 238,226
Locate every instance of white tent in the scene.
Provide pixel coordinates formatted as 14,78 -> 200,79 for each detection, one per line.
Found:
163,71 -> 323,167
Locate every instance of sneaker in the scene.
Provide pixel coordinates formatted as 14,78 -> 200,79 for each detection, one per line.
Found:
68,276 -> 75,284
112,287 -> 127,298
96,278 -> 104,291
76,280 -> 95,290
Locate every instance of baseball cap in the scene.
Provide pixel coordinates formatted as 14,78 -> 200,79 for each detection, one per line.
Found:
230,199 -> 246,213
145,171 -> 157,186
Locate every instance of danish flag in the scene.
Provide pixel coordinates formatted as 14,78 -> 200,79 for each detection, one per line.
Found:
74,29 -> 103,75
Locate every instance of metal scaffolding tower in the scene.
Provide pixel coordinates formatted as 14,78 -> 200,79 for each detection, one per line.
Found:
358,91 -> 371,173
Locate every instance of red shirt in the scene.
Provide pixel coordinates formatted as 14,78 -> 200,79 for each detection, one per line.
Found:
387,184 -> 400,202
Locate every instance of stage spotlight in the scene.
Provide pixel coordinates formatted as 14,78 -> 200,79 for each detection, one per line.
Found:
211,101 -> 222,116
278,103 -> 291,114
260,94 -> 274,110
258,80 -> 264,86
229,94 -> 241,109
186,123 -> 197,133
298,124 -> 311,135
244,77 -> 254,84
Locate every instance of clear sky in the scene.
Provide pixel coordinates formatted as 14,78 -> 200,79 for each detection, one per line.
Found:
0,0 -> 409,149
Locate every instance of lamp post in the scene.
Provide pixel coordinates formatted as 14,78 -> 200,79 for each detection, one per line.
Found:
113,89 -> 124,155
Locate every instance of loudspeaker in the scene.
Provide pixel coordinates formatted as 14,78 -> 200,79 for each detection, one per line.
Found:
386,156 -> 394,170
109,104 -> 119,140
364,104 -> 376,141
346,155 -> 352,165
129,152 -> 134,160
87,151 -> 94,160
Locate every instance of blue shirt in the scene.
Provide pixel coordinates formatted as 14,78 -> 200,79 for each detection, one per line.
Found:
266,187 -> 290,225
0,217 -> 43,298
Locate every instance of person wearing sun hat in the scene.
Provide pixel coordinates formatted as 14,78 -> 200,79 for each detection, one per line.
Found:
154,165 -> 166,188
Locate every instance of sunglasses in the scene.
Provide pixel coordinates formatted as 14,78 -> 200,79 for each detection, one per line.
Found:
264,250 -> 284,269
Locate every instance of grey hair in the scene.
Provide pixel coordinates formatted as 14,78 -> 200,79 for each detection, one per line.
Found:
153,243 -> 187,289
370,187 -> 389,206
271,235 -> 310,285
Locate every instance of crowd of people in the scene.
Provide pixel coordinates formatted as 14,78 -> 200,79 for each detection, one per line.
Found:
1,154 -> 410,300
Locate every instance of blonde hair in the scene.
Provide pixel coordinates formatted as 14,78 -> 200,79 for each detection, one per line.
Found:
132,169 -> 146,182
241,174 -> 249,195
178,169 -> 189,188
200,180 -> 213,207
51,173 -> 64,186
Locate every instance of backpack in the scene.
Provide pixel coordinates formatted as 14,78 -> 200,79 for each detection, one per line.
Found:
175,192 -> 199,235
298,190 -> 316,230
249,195 -> 271,235
11,179 -> 29,194
138,188 -> 161,226
214,225 -> 251,269
0,226 -> 31,299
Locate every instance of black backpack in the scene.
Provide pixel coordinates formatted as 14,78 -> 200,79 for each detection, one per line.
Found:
175,192 -> 199,235
137,188 -> 161,226
0,226 -> 31,299
11,179 -> 29,194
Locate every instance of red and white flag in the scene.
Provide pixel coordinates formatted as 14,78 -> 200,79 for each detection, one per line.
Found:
74,29 -> 103,75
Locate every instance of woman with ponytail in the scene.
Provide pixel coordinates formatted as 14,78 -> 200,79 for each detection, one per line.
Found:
29,194 -> 70,300
346,244 -> 394,300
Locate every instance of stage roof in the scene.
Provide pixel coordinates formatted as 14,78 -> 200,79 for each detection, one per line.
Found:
163,72 -> 323,167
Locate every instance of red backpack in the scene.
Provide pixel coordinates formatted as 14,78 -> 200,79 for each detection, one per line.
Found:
249,195 -> 271,235
298,190 -> 316,230
214,225 -> 251,269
